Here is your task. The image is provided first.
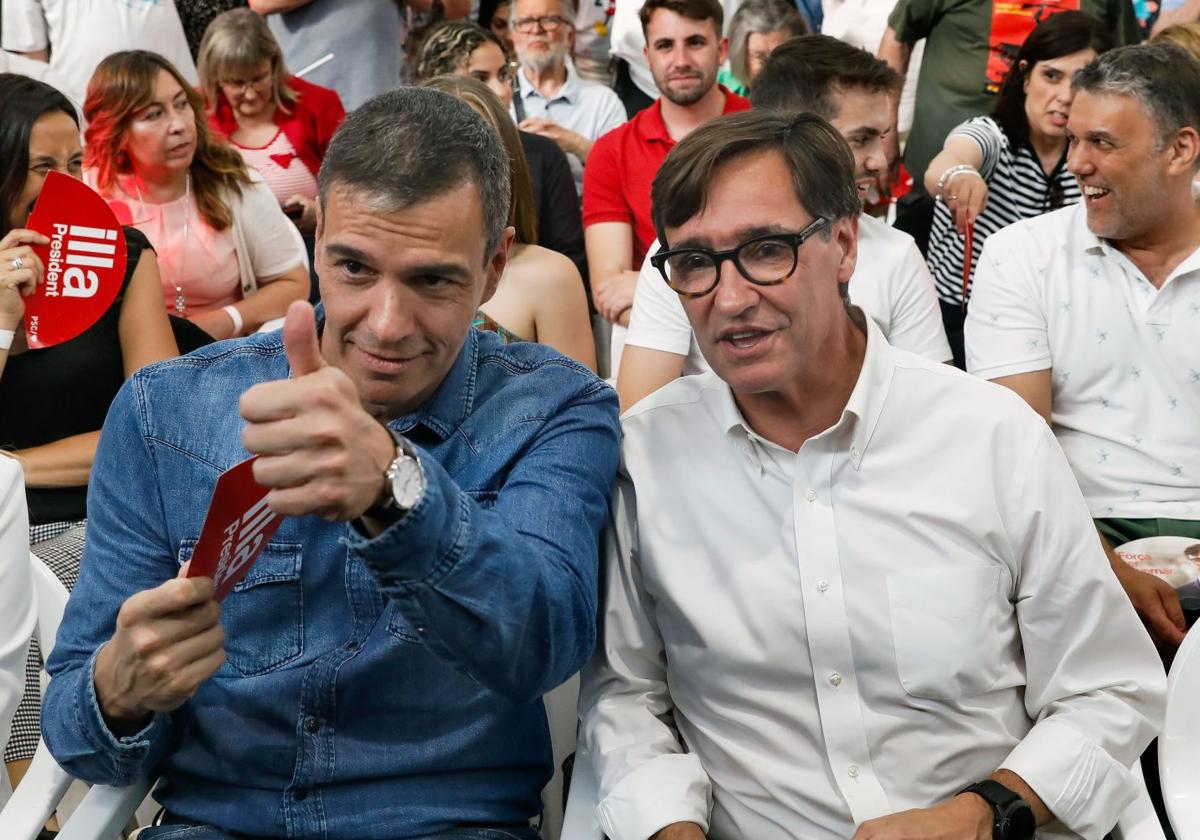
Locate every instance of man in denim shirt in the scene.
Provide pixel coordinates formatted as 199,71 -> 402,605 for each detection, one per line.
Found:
42,87 -> 621,840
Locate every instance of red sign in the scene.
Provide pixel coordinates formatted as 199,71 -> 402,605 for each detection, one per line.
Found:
985,0 -> 1080,94
23,172 -> 127,349
186,457 -> 284,601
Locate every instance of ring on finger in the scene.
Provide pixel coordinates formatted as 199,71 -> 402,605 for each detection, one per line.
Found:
9,257 -> 23,272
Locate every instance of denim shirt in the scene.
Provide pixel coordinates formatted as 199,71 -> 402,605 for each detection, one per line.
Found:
43,325 -> 620,839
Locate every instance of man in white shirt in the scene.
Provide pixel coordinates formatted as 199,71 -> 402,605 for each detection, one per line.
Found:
1,0 -> 196,109
616,35 -> 949,409
579,108 -> 1165,840
966,43 -> 1200,650
512,0 -> 626,195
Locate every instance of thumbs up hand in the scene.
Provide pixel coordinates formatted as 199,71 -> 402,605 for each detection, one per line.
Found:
239,301 -> 397,520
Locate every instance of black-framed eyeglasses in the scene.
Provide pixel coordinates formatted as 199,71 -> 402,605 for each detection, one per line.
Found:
650,217 -> 830,298
513,14 -> 571,32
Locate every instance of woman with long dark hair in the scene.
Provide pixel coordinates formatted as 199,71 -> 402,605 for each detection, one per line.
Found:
0,72 -> 178,781
84,50 -> 309,341
923,12 -> 1113,366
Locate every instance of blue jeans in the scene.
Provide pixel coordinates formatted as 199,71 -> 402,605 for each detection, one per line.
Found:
138,824 -> 540,840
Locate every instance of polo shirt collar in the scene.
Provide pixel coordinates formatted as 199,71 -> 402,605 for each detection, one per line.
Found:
711,307 -> 891,469
518,61 -> 579,103
1077,202 -> 1112,258
1075,201 -> 1200,285
636,85 -> 743,146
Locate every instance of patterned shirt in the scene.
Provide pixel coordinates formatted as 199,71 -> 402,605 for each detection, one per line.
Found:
966,203 -> 1200,520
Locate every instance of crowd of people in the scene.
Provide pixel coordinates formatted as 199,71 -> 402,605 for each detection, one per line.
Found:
0,0 -> 1197,838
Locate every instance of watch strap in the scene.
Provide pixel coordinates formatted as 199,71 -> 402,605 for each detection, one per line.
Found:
364,425 -> 410,520
958,780 -> 1033,840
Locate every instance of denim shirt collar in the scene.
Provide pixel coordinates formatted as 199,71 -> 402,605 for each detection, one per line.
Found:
313,305 -> 479,442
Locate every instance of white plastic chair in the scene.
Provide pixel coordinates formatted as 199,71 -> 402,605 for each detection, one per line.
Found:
1159,625 -> 1200,840
0,552 -> 152,840
560,744 -> 602,840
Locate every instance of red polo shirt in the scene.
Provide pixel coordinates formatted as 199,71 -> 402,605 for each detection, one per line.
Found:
582,86 -> 750,269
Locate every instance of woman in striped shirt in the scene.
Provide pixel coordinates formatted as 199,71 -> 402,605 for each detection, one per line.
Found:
923,11 -> 1113,367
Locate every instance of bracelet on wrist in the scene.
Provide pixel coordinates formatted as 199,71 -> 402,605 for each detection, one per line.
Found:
0,328 -> 15,351
222,304 -> 244,336
937,164 -> 982,198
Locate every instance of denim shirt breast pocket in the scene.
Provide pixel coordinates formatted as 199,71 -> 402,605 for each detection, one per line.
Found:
177,539 -> 305,676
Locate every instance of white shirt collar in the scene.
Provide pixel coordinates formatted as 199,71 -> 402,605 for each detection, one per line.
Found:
709,308 -> 892,471
518,60 -> 578,103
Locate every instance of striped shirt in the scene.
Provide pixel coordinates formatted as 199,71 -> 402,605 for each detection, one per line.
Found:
927,116 -> 1079,305
234,128 -> 318,207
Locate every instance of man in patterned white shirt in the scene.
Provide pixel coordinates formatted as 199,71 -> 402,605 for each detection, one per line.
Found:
967,43 -> 1200,650
580,108 -> 1164,840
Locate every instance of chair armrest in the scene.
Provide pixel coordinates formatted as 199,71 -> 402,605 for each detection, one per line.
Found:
562,745 -> 604,840
0,741 -> 74,840
56,776 -> 153,840
1111,759 -> 1167,840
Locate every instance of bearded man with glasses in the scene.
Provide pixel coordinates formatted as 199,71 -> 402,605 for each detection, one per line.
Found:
578,108 -> 1166,840
511,0 -> 626,197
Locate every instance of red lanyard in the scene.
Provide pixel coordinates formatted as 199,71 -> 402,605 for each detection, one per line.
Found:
961,222 -> 974,312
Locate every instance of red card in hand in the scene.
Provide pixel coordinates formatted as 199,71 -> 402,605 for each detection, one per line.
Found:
23,172 -> 127,349
186,457 -> 284,601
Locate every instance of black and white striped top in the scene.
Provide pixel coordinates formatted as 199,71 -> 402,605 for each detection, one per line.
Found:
927,116 -> 1080,306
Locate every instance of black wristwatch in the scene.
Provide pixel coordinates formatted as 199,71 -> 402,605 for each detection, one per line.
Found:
959,780 -> 1036,840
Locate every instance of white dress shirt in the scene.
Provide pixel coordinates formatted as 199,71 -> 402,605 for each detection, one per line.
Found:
966,203 -> 1200,521
581,315 -> 1165,840
623,213 -> 952,379
0,457 -> 35,808
513,63 -> 626,195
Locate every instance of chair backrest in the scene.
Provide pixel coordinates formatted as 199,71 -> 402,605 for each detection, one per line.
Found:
29,552 -> 68,682
0,554 -> 74,840
1159,626 -> 1200,840
560,745 -> 603,840
0,553 -> 152,840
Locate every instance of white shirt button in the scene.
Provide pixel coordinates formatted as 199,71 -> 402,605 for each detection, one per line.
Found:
850,445 -> 860,459
817,579 -> 829,593
805,488 -> 817,502
829,672 -> 842,687
848,764 -> 860,778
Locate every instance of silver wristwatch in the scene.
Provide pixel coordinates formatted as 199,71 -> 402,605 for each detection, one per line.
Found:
372,428 -> 426,517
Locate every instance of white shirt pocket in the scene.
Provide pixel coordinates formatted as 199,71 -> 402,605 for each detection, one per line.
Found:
887,565 -> 1002,701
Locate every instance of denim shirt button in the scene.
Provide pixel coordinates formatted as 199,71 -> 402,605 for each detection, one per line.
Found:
345,641 -> 359,651
305,717 -> 321,733
294,789 -> 308,801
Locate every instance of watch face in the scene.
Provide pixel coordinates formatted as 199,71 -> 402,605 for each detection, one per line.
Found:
1001,803 -> 1037,840
390,456 -> 425,510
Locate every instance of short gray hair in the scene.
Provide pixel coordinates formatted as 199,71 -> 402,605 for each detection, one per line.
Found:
317,86 -> 511,258
727,0 -> 807,86
1073,42 -> 1200,150
515,0 -> 576,22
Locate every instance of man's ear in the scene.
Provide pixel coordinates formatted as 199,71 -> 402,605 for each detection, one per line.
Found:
481,226 -> 516,306
834,215 -> 859,284
718,35 -> 729,65
1167,126 -> 1200,177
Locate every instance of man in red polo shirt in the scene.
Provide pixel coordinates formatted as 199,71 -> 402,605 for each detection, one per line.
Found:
583,0 -> 749,328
